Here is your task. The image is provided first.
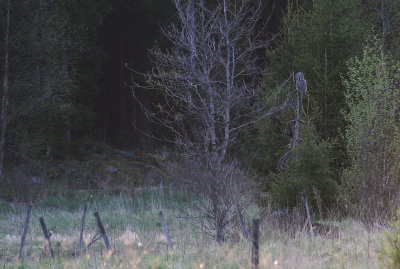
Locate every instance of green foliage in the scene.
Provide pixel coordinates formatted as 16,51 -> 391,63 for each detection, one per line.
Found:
340,38 -> 400,224
380,212 -> 400,268
361,0 -> 400,59
265,0 -> 370,172
0,200 -> 13,215
241,115 -> 289,176
36,196 -> 81,212
269,125 -> 337,211
0,0 -> 110,163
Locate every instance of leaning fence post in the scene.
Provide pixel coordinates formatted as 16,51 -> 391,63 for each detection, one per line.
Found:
251,219 -> 260,269
304,193 -> 315,238
236,203 -> 248,239
159,211 -> 173,251
93,212 -> 111,251
78,204 -> 87,251
18,204 -> 32,260
39,217 -> 54,258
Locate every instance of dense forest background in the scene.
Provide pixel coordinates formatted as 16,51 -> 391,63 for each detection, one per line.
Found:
0,0 -> 291,155
0,0 -> 399,225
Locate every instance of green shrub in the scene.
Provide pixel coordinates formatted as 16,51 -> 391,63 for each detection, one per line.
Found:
340,38 -> 400,225
269,125 -> 337,213
380,212 -> 400,268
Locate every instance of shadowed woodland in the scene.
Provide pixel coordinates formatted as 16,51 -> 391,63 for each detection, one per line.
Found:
1,0 -> 400,268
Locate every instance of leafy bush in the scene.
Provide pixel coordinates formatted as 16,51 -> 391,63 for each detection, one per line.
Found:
269,125 -> 337,215
380,212 -> 400,268
340,38 -> 400,225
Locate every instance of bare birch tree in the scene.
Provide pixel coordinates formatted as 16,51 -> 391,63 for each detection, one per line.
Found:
130,0 -> 286,242
130,0 -> 285,168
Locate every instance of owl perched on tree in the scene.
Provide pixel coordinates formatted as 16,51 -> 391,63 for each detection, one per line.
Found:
295,72 -> 307,96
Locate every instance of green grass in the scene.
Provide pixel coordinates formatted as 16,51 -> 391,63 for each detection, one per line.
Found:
0,187 -> 386,268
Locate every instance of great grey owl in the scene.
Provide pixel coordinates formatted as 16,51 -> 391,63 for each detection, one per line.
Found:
295,72 -> 307,96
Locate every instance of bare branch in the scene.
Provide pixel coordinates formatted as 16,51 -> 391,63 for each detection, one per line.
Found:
129,0 -> 285,168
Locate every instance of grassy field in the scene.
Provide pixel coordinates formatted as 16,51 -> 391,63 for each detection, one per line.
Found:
0,185 -> 386,269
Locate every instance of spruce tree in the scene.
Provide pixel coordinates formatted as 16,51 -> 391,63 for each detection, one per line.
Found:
0,0 -> 110,165
246,0 -> 370,180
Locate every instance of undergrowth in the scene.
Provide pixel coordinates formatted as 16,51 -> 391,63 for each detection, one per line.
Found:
0,147 -> 388,268
0,186 -> 385,268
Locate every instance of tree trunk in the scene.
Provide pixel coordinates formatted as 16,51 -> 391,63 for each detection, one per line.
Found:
0,0 -> 10,176
62,53 -> 72,142
219,0 -> 232,166
213,196 -> 224,243
294,88 -> 314,238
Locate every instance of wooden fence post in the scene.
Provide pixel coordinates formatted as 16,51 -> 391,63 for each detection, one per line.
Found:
304,193 -> 315,238
251,219 -> 260,269
18,204 -> 32,260
159,211 -> 173,251
78,204 -> 87,251
236,203 -> 248,239
39,217 -> 54,258
93,212 -> 111,251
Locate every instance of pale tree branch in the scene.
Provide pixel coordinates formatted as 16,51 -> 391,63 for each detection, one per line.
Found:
129,0 -> 286,168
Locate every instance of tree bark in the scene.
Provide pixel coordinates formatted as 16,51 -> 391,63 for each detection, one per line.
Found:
159,211 -> 173,250
236,203 -> 248,239
78,204 -> 87,251
18,205 -> 32,260
39,217 -> 55,258
251,219 -> 260,269
294,86 -> 314,238
93,212 -> 111,251
0,0 -> 10,176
